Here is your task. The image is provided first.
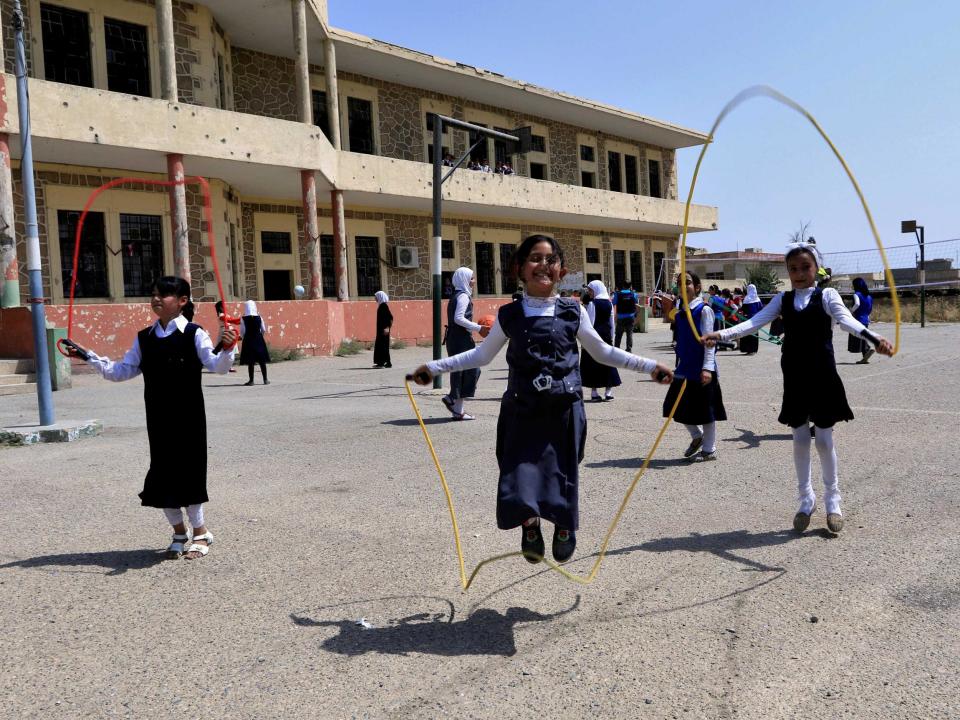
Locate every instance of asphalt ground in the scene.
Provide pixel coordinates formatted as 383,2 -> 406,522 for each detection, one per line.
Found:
1,321 -> 958,719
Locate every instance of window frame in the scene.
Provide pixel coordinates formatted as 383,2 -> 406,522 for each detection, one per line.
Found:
604,139 -> 640,195
470,227 -> 522,297
577,133 -> 598,189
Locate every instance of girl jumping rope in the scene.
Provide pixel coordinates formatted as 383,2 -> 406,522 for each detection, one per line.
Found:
411,235 -> 673,563
65,276 -> 237,559
703,243 -> 893,533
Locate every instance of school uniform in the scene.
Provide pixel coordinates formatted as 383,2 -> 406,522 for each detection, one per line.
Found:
446,288 -> 480,401
580,296 -> 621,392
373,291 -> 393,367
85,315 -> 234,508
663,299 -> 727,425
238,303 -> 269,367
847,290 -> 873,354
738,285 -> 764,354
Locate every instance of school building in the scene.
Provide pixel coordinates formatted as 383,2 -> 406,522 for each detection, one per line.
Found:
0,0 -> 717,356
683,248 -> 785,290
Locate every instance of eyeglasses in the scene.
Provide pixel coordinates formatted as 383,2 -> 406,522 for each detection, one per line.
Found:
525,254 -> 561,267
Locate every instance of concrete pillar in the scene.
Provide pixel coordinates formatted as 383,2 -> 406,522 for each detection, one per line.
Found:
301,170 -> 321,298
331,189 -> 348,301
323,39 -> 342,150
156,0 -> 178,102
292,0 -> 311,124
166,154 -> 190,282
0,132 -> 18,307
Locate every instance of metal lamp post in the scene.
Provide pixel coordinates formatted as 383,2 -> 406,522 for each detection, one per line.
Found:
901,220 -> 925,328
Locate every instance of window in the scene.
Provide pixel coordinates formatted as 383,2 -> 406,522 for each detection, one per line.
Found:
261,231 -> 292,254
530,163 -> 546,180
581,171 -> 595,188
493,127 -> 512,167
441,270 -> 454,298
347,97 -> 375,154
119,213 -> 163,296
217,53 -> 227,109
441,240 -> 455,259
613,249 -> 626,289
586,272 -> 602,283
580,145 -> 595,162
625,155 -> 639,195
425,113 -> 449,135
531,135 -> 547,153
468,124 -> 488,164
608,152 -> 622,192
705,271 -> 724,280
104,18 -> 151,96
585,247 -> 600,264
40,4 -> 93,88
499,243 -> 517,295
58,210 -> 108,297
653,251 -> 667,290
229,223 -> 240,296
649,159 -> 662,198
629,250 -> 643,292
475,242 -> 495,295
425,112 -> 451,164
426,144 -> 451,164
312,90 -> 330,140
354,236 -> 381,296
320,234 -> 336,298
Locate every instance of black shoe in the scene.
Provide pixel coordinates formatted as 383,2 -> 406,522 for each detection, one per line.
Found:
243,380 -> 254,386
384,362 -> 392,368
683,436 -> 703,459
521,522 -> 544,564
826,513 -> 844,533
552,527 -> 576,562
441,395 -> 456,415
793,501 -> 816,533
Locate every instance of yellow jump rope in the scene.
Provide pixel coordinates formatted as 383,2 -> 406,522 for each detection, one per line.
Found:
406,85 -> 901,591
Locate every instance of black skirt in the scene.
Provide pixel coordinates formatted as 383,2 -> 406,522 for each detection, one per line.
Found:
495,394 -> 586,530
847,333 -> 868,354
739,333 -> 760,354
580,348 -> 621,389
778,356 -> 853,429
662,375 -> 727,426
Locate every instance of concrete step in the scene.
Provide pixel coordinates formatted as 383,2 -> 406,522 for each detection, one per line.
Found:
0,373 -> 37,386
0,382 -> 36,396
0,358 -> 35,374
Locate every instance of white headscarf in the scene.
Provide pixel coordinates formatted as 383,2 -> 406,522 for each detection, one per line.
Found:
586,280 -> 610,300
742,284 -> 760,304
375,291 -> 389,304
243,300 -> 259,316
452,267 -> 473,296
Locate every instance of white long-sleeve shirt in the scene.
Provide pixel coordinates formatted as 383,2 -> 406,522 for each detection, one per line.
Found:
427,295 -> 658,376
718,287 -> 868,341
453,293 -> 482,333
86,315 -> 235,381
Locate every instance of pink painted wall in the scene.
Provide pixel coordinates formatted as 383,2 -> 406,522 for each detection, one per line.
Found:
0,298 -> 514,359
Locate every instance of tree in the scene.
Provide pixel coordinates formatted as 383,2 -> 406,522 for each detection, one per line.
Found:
745,264 -> 780,294
788,220 -> 813,244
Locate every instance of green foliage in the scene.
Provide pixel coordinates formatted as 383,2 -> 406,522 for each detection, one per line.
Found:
335,338 -> 363,356
266,344 -> 306,362
390,338 -> 408,350
745,264 -> 780,294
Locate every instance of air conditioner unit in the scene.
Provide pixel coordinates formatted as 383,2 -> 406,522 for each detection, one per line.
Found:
394,246 -> 419,269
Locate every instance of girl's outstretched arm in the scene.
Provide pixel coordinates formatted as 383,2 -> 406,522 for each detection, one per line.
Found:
86,341 -> 143,382
411,318 -> 508,383
705,293 -> 784,345
196,327 -> 236,374
577,307 -> 673,383
822,288 -> 893,355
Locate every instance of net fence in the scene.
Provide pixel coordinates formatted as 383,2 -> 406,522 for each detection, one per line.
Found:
821,238 -> 960,292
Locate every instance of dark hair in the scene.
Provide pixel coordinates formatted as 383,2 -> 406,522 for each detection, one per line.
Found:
676,270 -> 702,291
181,301 -> 195,322
509,234 -> 565,280
785,245 -> 820,268
153,275 -> 191,299
852,277 -> 870,296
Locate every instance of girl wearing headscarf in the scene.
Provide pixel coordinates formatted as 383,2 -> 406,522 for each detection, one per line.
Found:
239,300 -> 269,385
579,280 -> 621,401
442,267 -> 482,420
847,277 -> 875,363
373,291 -> 393,368
738,284 -> 764,355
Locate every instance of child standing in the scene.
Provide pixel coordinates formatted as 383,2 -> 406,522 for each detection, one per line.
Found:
580,280 -> 621,402
412,235 -> 673,563
239,300 -> 269,385
704,244 -> 893,533
441,267 -> 482,421
67,276 -> 236,559
847,277 -> 875,363
737,284 -> 764,355
373,290 -> 393,368
665,271 -> 727,462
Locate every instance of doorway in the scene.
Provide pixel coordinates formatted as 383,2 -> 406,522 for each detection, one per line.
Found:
263,270 -> 292,300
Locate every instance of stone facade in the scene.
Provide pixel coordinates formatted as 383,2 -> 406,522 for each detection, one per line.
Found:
231,47 -> 298,121
376,83 -> 423,162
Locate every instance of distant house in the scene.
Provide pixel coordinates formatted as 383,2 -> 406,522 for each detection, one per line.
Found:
682,248 -> 784,289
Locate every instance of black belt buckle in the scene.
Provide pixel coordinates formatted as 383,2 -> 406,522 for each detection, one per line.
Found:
532,373 -> 552,392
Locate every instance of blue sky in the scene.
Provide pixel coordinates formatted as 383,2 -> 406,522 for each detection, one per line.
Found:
330,1 -> 958,254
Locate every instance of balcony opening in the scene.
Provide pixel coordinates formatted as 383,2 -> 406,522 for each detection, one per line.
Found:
354,236 -> 381,296
625,155 -> 639,195
120,213 -> 163,296
581,171 -> 595,188
216,53 -> 228,109
347,97 -> 375,154
312,89 -> 330,141
475,242 -> 495,294
630,250 -> 643,292
58,210 -> 108,297
649,159 -> 662,198
608,151 -> 622,192
654,251 -> 667,290
499,243 -> 518,295
613,249 -> 626,289
104,17 -> 151,96
40,3 -> 93,88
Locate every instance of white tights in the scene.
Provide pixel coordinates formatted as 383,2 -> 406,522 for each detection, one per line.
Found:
452,398 -> 465,415
163,504 -> 205,529
684,422 -> 717,453
791,426 -> 841,514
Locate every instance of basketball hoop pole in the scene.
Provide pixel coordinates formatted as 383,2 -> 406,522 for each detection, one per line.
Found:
430,115 -> 521,389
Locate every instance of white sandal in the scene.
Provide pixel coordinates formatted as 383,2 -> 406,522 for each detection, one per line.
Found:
167,532 -> 190,558
184,530 -> 214,559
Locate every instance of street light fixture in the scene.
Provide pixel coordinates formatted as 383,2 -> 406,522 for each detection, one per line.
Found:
901,220 -> 925,328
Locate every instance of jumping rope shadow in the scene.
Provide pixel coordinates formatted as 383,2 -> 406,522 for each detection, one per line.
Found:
0,548 -> 168,576
721,427 -> 794,450
603,529 -> 804,572
584,455 -> 695,470
291,595 -> 580,658
382,417 -> 459,426
294,386 -> 398,400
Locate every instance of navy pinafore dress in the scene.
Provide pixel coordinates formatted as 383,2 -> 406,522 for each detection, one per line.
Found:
662,302 -> 727,425
446,290 -> 480,400
579,298 -> 621,390
495,297 -> 586,530
779,289 -> 854,428
138,323 -> 209,508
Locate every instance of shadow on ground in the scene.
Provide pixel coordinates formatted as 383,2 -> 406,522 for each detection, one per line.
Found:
584,455 -> 697,469
292,595 -> 580,657
721,427 -> 794,450
0,548 -> 168,576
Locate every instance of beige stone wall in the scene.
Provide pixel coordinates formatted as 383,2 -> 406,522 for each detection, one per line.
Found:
231,46 -> 298,121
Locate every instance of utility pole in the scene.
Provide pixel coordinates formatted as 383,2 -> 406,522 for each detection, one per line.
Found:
13,0 -> 54,425
901,220 -> 925,328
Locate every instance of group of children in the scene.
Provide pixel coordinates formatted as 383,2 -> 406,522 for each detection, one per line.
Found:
64,235 -> 893,568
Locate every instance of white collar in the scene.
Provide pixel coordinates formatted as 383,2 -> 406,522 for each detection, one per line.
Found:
153,314 -> 188,335
522,292 -> 558,308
